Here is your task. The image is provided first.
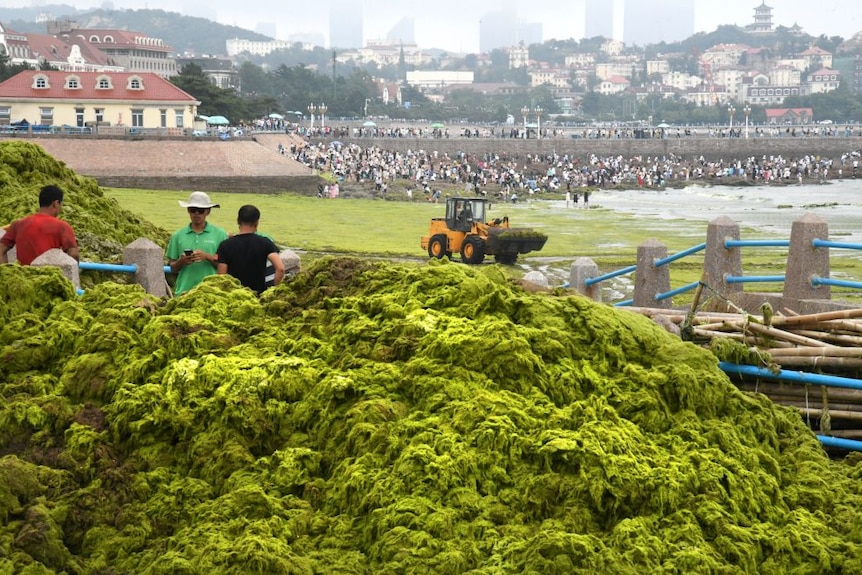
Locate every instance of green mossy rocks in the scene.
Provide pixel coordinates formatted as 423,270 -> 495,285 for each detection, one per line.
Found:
2,257 -> 862,574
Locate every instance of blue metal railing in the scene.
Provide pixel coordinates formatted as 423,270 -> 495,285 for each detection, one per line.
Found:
653,242 -> 706,268
585,264 -> 636,287
655,281 -> 700,301
812,276 -> 862,290
812,239 -> 862,250
720,362 -> 862,453
725,275 -> 786,284
725,239 -> 790,248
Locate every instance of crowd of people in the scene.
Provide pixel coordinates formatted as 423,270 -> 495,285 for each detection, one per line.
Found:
286,137 -> 862,200
264,119 -> 862,142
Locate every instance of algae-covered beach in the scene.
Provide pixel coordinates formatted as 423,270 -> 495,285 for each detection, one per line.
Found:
2,141 -> 862,573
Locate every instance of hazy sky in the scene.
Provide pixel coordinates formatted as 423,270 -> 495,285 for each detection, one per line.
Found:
10,0 -> 862,52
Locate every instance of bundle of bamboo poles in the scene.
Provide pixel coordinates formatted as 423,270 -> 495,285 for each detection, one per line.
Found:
626,306 -> 862,371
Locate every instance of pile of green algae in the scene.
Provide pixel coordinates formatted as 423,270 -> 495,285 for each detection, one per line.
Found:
3,257 -> 862,574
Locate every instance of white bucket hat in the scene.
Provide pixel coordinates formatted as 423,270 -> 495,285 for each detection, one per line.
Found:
179,191 -> 220,209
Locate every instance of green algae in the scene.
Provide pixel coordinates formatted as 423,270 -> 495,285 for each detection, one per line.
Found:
1,257 -> 862,573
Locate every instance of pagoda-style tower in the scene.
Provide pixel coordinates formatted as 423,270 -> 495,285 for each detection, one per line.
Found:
746,2 -> 774,33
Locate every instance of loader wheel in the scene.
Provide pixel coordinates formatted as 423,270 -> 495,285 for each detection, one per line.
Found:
495,253 -> 518,265
428,234 -> 448,259
461,236 -> 485,265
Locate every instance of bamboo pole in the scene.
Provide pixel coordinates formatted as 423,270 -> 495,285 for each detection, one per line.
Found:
770,356 -> 862,368
743,322 -> 836,348
774,308 -> 862,326
796,407 -> 862,422
736,383 -> 862,402
769,347 -> 862,358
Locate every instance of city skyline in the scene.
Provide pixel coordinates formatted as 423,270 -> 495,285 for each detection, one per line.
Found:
4,0 -> 862,53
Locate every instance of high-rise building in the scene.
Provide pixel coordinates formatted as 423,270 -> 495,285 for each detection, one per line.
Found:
623,0 -> 694,47
330,0 -> 363,49
479,10 -> 517,54
585,0 -> 614,39
387,17 -> 416,44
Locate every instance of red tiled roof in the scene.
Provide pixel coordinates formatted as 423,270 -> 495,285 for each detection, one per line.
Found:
0,70 -> 198,103
25,33 -> 112,66
765,108 -> 813,117
58,29 -> 173,52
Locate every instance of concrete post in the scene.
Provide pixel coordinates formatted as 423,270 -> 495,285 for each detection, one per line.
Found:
634,239 -> 670,308
569,257 -> 602,302
784,213 -> 830,302
124,238 -> 167,297
30,249 -> 80,290
703,216 -> 742,302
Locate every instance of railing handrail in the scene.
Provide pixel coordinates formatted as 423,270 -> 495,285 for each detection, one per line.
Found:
653,242 -> 706,268
724,239 -> 790,248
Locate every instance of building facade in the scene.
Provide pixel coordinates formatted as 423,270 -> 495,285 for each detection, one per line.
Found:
0,70 -> 199,130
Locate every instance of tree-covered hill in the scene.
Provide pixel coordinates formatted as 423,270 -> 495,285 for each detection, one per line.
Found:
0,6 -> 271,57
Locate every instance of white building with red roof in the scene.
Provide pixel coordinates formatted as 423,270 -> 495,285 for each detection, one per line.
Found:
0,70 -> 199,131
53,26 -> 177,78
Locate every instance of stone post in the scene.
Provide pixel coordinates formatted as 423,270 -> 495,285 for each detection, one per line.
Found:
784,213 -> 830,302
30,249 -> 80,290
703,216 -> 742,303
634,239 -> 670,308
569,257 -> 602,302
124,238 -> 167,297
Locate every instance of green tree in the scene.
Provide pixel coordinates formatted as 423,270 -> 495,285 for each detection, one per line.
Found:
0,52 -> 32,82
169,63 -> 248,122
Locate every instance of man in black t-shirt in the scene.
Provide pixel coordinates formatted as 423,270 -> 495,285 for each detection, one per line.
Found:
216,205 -> 285,294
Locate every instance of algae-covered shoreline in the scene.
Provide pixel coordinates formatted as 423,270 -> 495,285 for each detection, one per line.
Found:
3,140 -> 862,574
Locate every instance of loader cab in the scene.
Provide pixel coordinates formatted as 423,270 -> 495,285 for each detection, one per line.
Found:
446,198 -> 487,232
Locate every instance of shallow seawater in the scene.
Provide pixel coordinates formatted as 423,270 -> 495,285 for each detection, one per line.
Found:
590,180 -> 862,241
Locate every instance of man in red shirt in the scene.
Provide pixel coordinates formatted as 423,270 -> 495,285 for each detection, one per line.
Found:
0,185 -> 79,265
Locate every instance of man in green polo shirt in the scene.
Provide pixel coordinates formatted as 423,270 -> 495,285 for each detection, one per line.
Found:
166,191 -> 229,296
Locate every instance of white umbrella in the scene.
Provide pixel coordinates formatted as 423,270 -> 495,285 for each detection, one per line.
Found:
268,113 -> 284,119
363,120 -> 376,127
207,115 -> 230,125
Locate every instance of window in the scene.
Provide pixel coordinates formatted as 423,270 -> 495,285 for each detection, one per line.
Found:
33,75 -> 49,89
65,76 -> 81,89
0,106 -> 10,125
175,109 -> 184,128
131,109 -> 144,127
160,109 -> 167,128
96,76 -> 112,89
128,76 -> 143,90
40,107 -> 54,125
75,107 -> 85,127
95,108 -> 104,123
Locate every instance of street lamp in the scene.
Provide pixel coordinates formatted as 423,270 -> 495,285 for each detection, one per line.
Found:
308,103 -> 316,132
521,106 -> 529,139
319,102 -> 327,131
728,104 -> 735,134
364,98 -> 371,118
535,106 -> 543,140
743,104 -> 751,139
